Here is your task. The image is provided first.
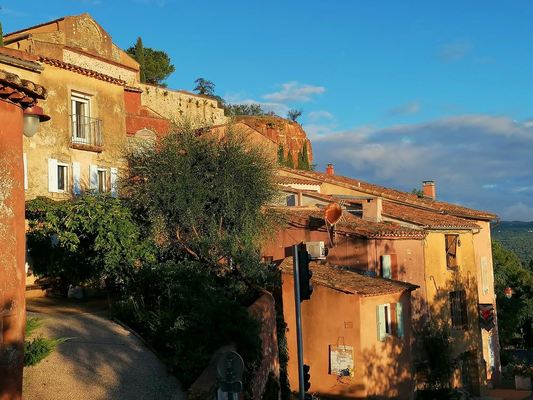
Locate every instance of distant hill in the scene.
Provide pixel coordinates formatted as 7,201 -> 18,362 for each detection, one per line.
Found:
491,221 -> 533,265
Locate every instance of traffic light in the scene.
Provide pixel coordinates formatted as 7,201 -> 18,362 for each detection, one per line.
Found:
297,244 -> 313,301
303,364 -> 311,392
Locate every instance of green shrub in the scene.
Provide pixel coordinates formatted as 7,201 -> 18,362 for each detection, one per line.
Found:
26,195 -> 154,289
24,337 -> 63,367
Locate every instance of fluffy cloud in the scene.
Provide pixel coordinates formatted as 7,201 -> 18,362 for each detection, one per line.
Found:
308,110 -> 334,121
263,81 -> 325,103
312,114 -> 533,220
501,203 -> 533,222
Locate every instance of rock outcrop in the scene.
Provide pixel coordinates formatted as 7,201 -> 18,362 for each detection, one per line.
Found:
235,115 -> 313,167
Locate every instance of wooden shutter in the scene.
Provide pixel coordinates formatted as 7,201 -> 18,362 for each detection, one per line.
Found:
23,153 -> 28,191
48,158 -> 58,193
381,255 -> 392,279
377,305 -> 386,341
396,302 -> 404,338
481,257 -> 489,295
445,235 -> 458,268
110,167 -> 118,198
89,164 -> 98,192
459,290 -> 468,327
72,162 -> 81,195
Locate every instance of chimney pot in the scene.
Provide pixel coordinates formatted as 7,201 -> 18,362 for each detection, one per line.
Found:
326,163 -> 334,175
422,180 -> 436,199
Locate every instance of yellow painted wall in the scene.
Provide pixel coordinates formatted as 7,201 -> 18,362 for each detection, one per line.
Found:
3,63 -> 127,199
423,231 -> 485,391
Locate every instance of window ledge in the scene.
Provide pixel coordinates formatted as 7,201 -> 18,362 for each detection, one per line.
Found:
70,142 -> 103,153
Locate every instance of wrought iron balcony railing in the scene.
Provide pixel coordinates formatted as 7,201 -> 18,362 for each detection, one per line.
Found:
70,114 -> 103,150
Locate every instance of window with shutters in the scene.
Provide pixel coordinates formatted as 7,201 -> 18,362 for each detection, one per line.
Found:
450,290 -> 468,329
70,91 -> 103,150
57,163 -> 69,192
377,302 -> 404,341
380,254 -> 398,279
445,234 -> 459,269
97,169 -> 107,193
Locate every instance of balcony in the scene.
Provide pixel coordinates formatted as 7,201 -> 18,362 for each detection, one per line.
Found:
70,114 -> 103,152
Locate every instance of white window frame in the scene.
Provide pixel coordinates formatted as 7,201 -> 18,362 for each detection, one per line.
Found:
71,92 -> 91,143
56,162 -> 69,193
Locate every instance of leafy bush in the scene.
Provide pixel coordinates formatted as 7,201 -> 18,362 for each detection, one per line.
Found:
24,337 -> 63,367
26,195 -> 154,289
113,260 -> 262,388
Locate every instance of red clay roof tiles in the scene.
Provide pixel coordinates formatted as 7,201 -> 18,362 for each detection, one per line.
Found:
279,257 -> 418,297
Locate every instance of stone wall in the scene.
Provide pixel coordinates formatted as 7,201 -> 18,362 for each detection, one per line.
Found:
140,83 -> 227,128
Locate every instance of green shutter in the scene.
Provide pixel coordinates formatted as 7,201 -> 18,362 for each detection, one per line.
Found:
381,255 -> 392,279
377,305 -> 386,341
396,302 -> 404,338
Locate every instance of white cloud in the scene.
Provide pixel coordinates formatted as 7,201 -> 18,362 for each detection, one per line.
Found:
388,101 -> 421,116
308,110 -> 334,122
311,114 -> 533,219
263,81 -> 325,103
501,203 -> 533,222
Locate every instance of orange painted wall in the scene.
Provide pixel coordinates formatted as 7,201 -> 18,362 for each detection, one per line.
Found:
281,273 -> 414,399
0,100 -> 26,400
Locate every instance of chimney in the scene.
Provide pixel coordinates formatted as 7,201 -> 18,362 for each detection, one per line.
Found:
422,180 -> 436,199
326,163 -> 334,175
362,197 -> 383,222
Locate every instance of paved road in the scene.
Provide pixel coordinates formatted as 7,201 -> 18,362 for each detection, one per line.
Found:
23,298 -> 185,400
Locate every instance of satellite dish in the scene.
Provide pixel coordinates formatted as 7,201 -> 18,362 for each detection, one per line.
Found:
324,202 -> 342,225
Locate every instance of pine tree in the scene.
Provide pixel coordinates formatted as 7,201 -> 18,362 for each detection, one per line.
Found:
134,37 -> 146,83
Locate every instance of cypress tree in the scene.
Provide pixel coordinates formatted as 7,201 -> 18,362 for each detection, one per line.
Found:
135,37 -> 146,83
277,144 -> 285,165
0,21 -> 4,47
301,142 -> 310,170
286,150 -> 294,169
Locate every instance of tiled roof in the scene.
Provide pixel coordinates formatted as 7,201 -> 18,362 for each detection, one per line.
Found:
0,69 -> 47,106
382,201 -> 480,230
275,206 -> 426,239
279,257 -> 418,297
276,176 -> 322,186
38,56 -> 126,86
280,168 -> 497,221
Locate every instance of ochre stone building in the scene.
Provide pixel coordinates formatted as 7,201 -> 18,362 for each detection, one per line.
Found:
270,167 -> 499,397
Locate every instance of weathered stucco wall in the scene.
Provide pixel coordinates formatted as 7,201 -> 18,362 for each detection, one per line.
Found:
0,100 -> 26,400
4,63 -> 128,199
139,83 -> 227,128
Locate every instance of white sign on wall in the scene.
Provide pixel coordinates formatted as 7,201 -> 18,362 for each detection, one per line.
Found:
329,345 -> 354,377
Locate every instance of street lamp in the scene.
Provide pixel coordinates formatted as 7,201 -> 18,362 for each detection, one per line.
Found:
23,105 -> 50,137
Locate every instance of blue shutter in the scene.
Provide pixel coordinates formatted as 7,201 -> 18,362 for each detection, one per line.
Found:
396,302 -> 404,338
377,305 -> 386,341
381,255 -> 392,279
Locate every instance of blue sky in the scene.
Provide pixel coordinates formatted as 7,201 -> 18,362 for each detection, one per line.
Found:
3,0 -> 533,220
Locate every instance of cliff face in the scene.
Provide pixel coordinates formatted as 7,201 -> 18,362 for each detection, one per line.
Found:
235,116 -> 313,166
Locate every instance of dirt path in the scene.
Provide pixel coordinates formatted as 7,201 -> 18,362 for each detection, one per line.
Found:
23,298 -> 185,400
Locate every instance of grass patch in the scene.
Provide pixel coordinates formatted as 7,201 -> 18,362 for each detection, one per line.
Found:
24,316 -> 68,367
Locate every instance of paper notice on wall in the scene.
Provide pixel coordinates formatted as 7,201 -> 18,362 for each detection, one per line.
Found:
329,345 -> 354,377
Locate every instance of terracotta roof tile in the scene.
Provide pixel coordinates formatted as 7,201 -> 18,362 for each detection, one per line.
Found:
382,201 -> 480,230
274,206 -> 426,239
276,176 -> 322,186
279,257 -> 418,297
0,69 -> 47,106
39,56 -> 126,86
280,168 -> 497,221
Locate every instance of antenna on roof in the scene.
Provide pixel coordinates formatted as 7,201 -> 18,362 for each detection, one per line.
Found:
324,202 -> 342,247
